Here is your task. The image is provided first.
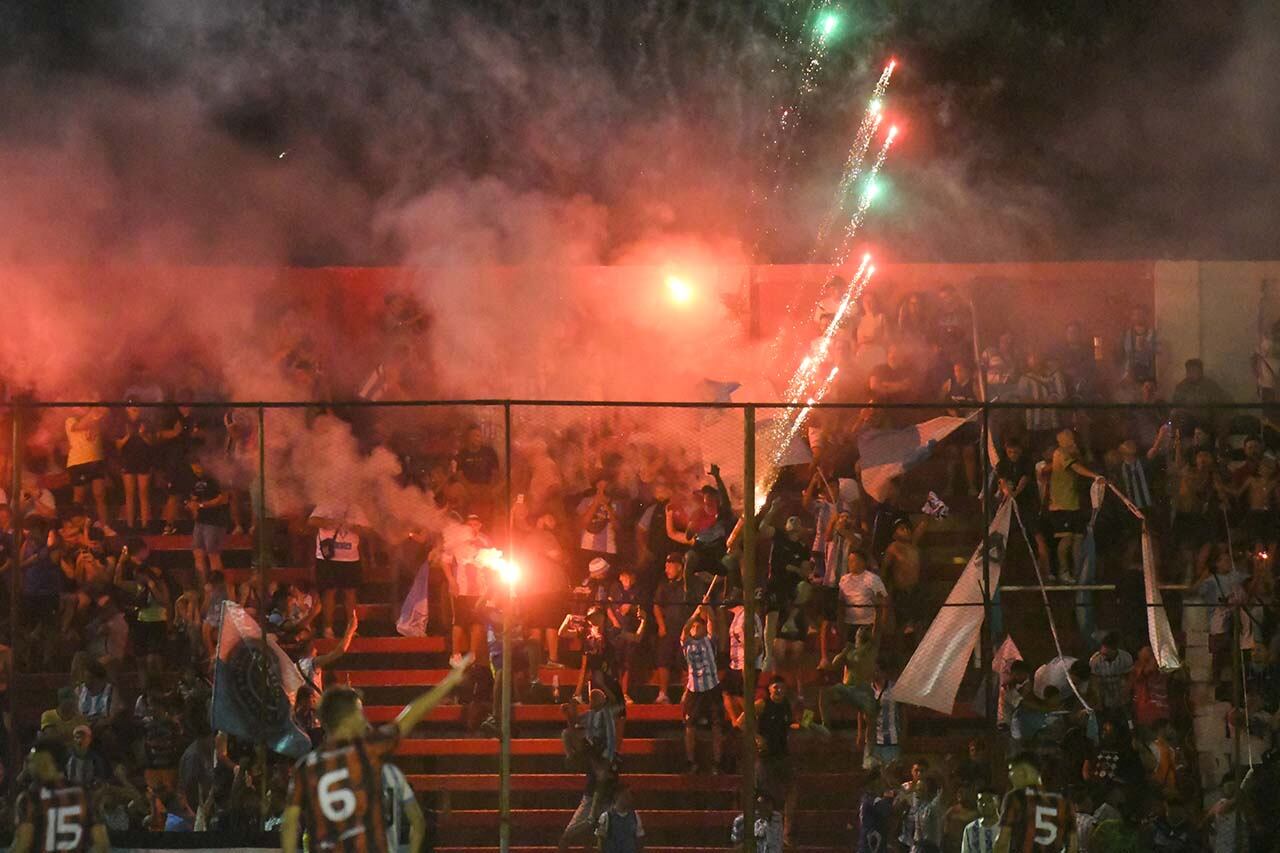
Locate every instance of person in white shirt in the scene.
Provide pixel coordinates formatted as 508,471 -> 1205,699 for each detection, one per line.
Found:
723,602 -> 765,727
309,505 -> 365,639
960,789 -> 1000,853
837,549 -> 887,642
1033,656 -> 1093,708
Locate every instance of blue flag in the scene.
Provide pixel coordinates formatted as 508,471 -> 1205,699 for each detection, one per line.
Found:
211,602 -> 311,758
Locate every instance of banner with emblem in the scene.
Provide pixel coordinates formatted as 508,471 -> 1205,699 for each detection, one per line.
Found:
211,601 -> 311,758
895,499 -> 1012,714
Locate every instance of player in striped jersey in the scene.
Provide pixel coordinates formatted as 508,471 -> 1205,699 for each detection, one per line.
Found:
13,742 -> 108,853
281,654 -> 471,853
995,752 -> 1077,853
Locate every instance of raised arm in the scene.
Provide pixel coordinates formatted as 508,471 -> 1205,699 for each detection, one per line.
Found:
665,504 -> 694,546
313,613 -> 358,669
394,653 -> 472,737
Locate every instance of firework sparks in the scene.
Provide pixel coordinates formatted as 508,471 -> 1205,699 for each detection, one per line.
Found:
762,256 -> 876,494
813,60 -> 896,253
832,124 -> 898,265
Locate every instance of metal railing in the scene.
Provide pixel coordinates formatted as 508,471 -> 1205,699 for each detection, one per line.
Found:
3,396 -> 1276,846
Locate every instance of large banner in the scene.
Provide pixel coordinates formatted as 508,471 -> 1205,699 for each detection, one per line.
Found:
895,500 -> 1012,714
858,416 -> 970,503
211,602 -> 311,758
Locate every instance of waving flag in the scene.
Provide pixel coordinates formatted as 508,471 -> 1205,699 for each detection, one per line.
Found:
1142,528 -> 1182,672
211,602 -> 311,758
397,558 -> 432,637
895,500 -> 1012,714
858,415 -> 973,503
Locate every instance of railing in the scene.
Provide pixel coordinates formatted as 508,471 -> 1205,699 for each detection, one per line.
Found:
3,397 -> 1275,845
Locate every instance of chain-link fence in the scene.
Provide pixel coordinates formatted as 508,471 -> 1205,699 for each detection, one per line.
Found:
2,398 -> 1276,794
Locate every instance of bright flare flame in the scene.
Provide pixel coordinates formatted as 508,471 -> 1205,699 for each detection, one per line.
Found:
819,12 -> 840,38
665,275 -> 693,305
476,548 -> 521,587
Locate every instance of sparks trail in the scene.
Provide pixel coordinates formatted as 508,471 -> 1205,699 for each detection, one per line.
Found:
750,2 -> 847,261
762,255 -> 875,492
813,59 -> 895,254
832,124 -> 897,266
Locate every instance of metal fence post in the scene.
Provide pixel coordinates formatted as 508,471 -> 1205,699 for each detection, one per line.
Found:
257,406 -> 269,599
9,405 -> 24,784
741,405 -> 757,844
980,404 -> 996,731
499,402 -> 513,853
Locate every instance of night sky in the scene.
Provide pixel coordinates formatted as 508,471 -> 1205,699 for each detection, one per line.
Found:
2,1 -> 1276,265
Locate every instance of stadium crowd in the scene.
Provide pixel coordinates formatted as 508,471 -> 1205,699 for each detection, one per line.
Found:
0,284 -> 1277,852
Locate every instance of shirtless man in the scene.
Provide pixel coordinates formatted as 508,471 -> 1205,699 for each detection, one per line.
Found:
881,517 -> 927,641
1233,457 -> 1277,553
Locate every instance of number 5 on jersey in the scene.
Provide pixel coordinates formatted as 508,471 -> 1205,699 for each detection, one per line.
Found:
1033,804 -> 1059,846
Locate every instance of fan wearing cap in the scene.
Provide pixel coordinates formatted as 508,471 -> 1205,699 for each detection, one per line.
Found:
665,465 -> 734,588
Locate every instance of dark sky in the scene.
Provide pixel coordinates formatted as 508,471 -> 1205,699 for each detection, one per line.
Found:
1,0 -> 1276,265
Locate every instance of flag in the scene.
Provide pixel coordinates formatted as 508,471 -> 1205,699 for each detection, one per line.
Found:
991,635 -> 1023,678
1074,479 -> 1108,645
397,558 -> 431,637
211,602 -> 311,758
1143,528 -> 1182,672
858,416 -> 972,503
895,500 -> 1012,714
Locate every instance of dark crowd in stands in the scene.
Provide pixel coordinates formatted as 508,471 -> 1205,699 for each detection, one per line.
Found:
0,284 -> 1276,852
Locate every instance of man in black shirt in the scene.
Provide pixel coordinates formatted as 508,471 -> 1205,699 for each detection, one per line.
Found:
186,461 -> 230,584
995,437 -> 1049,576
747,677 -> 797,847
455,424 -> 501,523
456,425 -> 500,484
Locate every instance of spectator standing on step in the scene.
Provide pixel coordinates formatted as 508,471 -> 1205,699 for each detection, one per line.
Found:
652,554 -> 689,705
295,613 -> 358,696
444,514 -> 492,666
187,460 -> 231,586
65,404 -> 116,538
308,504 -> 364,639
680,604 -> 724,774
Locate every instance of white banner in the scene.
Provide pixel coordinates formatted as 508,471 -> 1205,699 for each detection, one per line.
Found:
1142,529 -> 1183,672
858,416 -> 970,503
895,500 -> 1012,714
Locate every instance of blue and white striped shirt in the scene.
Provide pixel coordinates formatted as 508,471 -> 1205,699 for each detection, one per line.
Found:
959,818 -> 998,853
683,635 -> 719,693
874,680 -> 901,746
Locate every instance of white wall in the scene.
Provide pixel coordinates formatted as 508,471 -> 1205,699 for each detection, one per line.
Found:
1153,260 -> 1280,400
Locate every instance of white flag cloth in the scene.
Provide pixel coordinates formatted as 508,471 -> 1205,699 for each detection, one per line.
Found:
397,558 -> 431,637
1102,483 -> 1182,674
896,500 -> 1012,713
858,416 -> 971,503
1142,528 -> 1182,672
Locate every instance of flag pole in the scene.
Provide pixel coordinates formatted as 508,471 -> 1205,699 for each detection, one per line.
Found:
256,405 -> 270,821
9,404 -> 24,785
740,405 -> 757,843
499,402 -> 513,853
